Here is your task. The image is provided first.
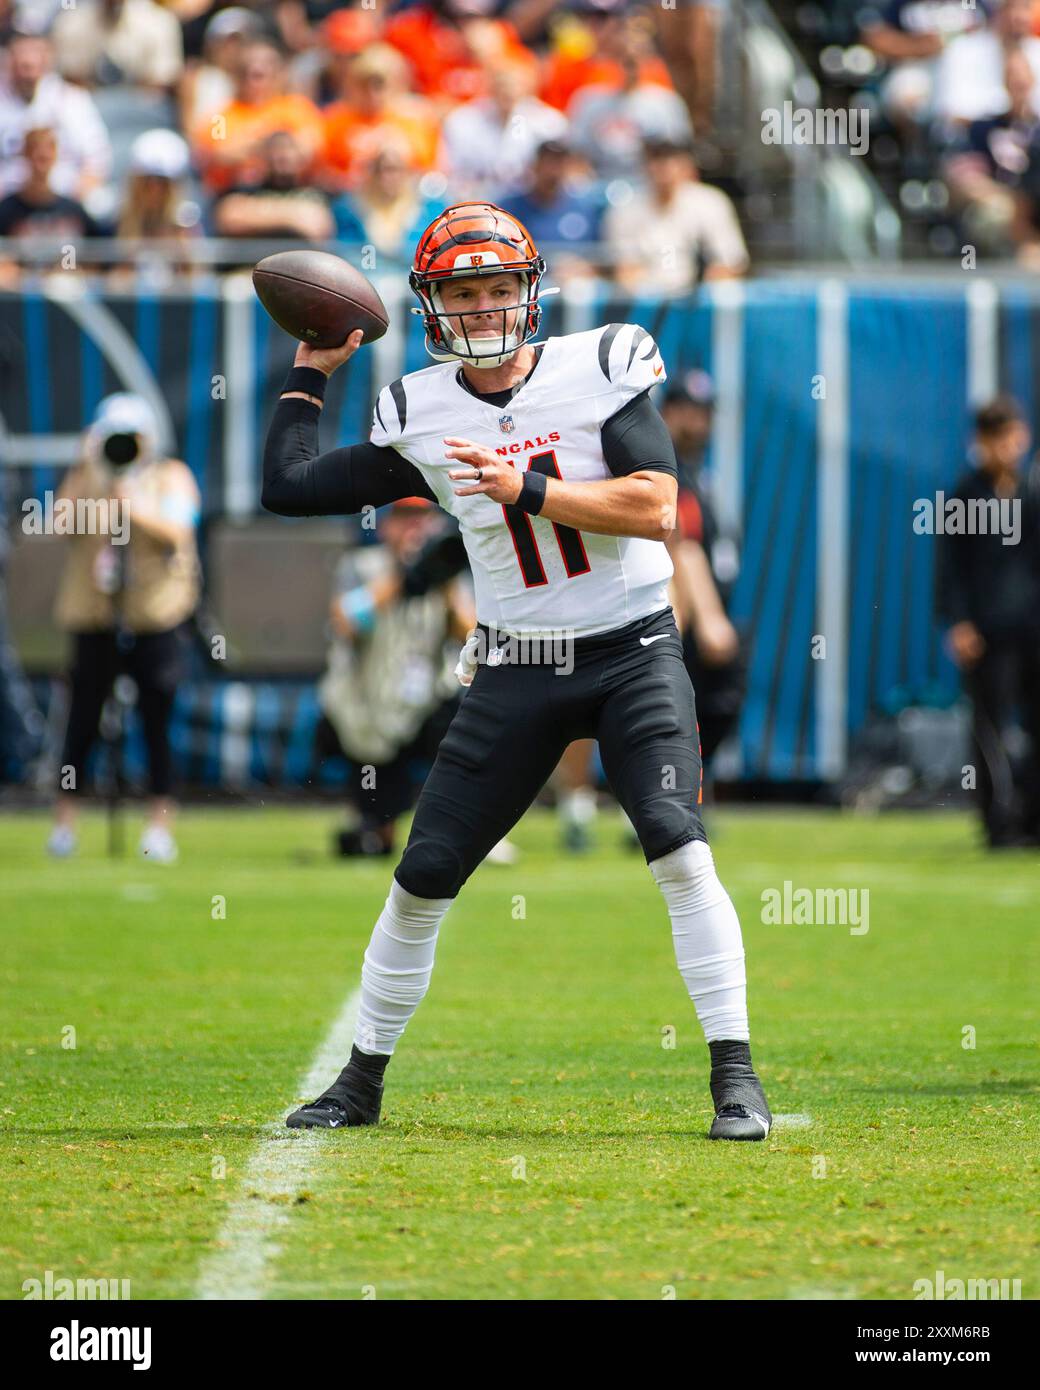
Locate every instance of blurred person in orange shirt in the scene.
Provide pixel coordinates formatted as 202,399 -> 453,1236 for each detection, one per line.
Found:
296,6 -> 382,109
321,42 -> 439,191
540,0 -> 674,114
384,0 -> 532,111
178,7 -> 267,134
192,37 -> 323,193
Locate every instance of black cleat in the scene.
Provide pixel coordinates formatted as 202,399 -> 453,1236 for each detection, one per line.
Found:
334,828 -> 393,858
707,1039 -> 772,1142
286,1082 -> 382,1130
709,1102 -> 771,1141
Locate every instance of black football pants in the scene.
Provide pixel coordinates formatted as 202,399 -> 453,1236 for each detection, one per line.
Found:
964,633 -> 1040,845
59,625 -> 189,798
395,607 -> 706,899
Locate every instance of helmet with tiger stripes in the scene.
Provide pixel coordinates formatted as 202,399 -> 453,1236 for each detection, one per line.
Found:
409,202 -> 550,369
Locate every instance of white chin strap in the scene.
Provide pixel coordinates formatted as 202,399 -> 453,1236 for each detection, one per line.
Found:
449,334 -> 522,370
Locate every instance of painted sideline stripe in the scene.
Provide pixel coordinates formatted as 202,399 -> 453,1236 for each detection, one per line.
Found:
194,985 -> 361,1301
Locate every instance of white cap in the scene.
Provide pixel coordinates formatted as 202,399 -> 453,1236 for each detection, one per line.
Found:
89,393 -> 160,449
130,129 -> 190,181
203,5 -> 266,43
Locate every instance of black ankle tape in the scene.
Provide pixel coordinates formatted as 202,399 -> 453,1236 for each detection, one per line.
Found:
349,1044 -> 390,1080
708,1039 -> 752,1070
281,365 -> 328,402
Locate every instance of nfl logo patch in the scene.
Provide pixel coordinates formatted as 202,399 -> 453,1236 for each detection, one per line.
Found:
499,414 -> 515,434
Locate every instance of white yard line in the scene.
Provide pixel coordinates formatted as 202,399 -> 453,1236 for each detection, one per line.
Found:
194,985 -> 361,1301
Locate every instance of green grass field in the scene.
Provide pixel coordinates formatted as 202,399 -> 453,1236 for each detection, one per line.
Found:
1,806 -> 1037,1301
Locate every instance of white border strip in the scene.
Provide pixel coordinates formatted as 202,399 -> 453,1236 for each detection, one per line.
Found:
966,279 -> 998,408
222,276 -> 257,520
219,682 -> 256,789
0,432 -> 81,465
709,278 -> 746,538
816,279 -> 850,781
707,280 -> 747,780
194,985 -> 361,1301
371,275 -> 408,402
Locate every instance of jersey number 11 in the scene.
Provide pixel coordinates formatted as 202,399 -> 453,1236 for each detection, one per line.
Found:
503,451 -> 591,588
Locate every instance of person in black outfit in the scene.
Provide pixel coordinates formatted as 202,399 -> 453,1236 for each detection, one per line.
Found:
936,395 -> 1040,848
661,371 -> 746,767
0,127 -> 104,244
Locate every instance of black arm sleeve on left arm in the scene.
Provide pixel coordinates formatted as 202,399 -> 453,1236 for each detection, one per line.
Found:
600,389 -> 678,479
261,396 -> 436,517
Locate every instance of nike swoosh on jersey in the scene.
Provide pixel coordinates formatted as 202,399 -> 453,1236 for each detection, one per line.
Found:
639,634 -> 669,646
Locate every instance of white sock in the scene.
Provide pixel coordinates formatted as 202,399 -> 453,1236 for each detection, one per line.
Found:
649,840 -> 749,1042
354,879 -> 452,1056
560,788 -> 597,825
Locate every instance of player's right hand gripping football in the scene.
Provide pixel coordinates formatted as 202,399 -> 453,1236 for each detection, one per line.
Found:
294,328 -> 364,377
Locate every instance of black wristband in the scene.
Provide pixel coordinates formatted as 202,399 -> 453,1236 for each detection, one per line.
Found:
515,469 -> 547,515
281,365 -> 328,403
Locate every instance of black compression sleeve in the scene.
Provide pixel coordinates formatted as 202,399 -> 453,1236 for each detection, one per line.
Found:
261,396 -> 436,517
600,389 -> 678,479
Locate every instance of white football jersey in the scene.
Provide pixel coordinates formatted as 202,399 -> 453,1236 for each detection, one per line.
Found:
370,322 -> 674,638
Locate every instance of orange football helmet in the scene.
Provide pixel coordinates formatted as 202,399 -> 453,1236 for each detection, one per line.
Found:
409,202 -> 551,369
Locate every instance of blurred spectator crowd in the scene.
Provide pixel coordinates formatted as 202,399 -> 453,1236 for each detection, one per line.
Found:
789,0 -> 1040,265
0,0 -> 749,290
9,0 -> 1040,292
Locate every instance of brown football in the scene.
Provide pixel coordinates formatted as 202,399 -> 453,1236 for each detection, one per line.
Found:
252,250 -> 389,348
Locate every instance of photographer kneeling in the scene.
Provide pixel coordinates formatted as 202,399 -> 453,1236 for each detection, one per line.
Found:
47,395 -> 201,863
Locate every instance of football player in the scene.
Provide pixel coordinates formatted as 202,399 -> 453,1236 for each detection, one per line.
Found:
263,203 -> 772,1140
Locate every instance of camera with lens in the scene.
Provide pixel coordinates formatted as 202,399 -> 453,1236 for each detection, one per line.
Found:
102,432 -> 142,468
